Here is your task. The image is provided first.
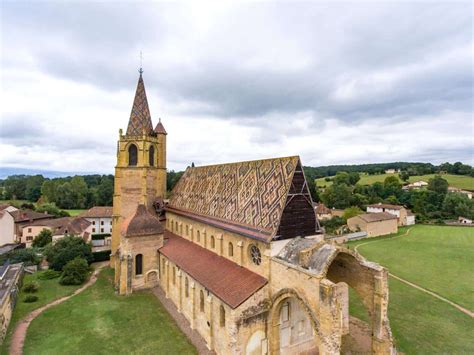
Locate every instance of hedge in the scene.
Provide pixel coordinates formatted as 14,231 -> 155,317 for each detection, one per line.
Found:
92,250 -> 111,262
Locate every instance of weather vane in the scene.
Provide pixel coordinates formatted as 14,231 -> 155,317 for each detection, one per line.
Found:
139,51 -> 144,75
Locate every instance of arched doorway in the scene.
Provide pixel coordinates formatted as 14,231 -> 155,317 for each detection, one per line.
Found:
269,291 -> 320,355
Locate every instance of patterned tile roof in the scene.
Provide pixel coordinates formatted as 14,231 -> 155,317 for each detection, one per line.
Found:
159,231 -> 268,308
168,156 -> 300,239
126,74 -> 154,136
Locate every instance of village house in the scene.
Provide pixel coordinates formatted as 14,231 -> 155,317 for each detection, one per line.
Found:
448,187 -> 472,199
0,210 -> 15,246
22,217 -> 91,247
347,212 -> 398,238
402,180 -> 428,190
314,203 -> 332,220
0,262 -> 23,341
0,206 -> 53,245
109,72 -> 396,354
79,206 -> 113,234
366,203 -> 415,226
9,209 -> 53,243
384,169 -> 400,174
458,216 -> 472,225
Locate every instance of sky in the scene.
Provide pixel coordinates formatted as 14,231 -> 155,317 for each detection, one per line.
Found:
1,1 -> 473,174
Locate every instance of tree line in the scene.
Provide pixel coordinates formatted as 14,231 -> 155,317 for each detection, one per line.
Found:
318,172 -> 474,221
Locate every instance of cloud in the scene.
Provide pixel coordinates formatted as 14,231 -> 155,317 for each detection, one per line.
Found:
0,1 -> 472,173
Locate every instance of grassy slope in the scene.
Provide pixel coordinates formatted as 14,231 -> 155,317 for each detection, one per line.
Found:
348,225 -> 474,309
64,209 -> 86,216
1,273 -> 81,354
316,173 -> 474,190
347,225 -> 474,354
23,268 -> 197,355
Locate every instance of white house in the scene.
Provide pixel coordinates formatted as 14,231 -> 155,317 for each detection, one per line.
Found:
0,210 -> 15,246
79,206 -> 113,235
366,203 -> 415,226
458,216 -> 473,224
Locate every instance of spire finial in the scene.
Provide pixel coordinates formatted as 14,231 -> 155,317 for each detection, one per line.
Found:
139,51 -> 144,75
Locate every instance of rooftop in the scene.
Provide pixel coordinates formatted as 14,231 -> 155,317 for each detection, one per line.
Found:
121,204 -> 163,237
25,216 -> 91,236
80,206 -> 113,218
159,231 -> 268,308
356,212 -> 398,223
9,209 -> 53,223
367,203 -> 404,210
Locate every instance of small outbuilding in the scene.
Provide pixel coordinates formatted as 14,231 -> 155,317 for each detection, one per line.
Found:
347,212 -> 398,238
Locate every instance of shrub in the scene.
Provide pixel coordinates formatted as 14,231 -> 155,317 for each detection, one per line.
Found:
4,248 -> 41,266
44,235 -> 93,271
38,269 -> 61,280
36,203 -> 70,217
92,250 -> 110,262
23,295 -> 39,303
23,281 -> 39,293
32,228 -> 53,248
60,257 -> 90,285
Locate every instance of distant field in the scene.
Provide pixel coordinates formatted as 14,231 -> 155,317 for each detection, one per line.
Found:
316,173 -> 474,191
64,209 -> 86,216
346,225 -> 474,353
0,199 -> 31,207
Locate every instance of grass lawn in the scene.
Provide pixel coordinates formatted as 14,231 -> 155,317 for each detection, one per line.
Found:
316,173 -> 474,191
348,225 -> 474,309
346,225 -> 474,354
1,272 -> 82,354
22,268 -> 197,355
64,209 -> 86,216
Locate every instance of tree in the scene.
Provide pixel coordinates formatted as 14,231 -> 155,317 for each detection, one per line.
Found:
32,229 -> 53,248
442,193 -> 474,218
348,172 -> 360,185
342,207 -> 363,221
25,175 -> 45,202
44,235 -> 93,271
333,172 -> 351,186
3,175 -> 28,200
59,257 -> 90,285
399,171 -> 410,182
1,248 -> 41,266
321,183 -> 352,209
427,176 -> 448,195
383,176 -> 402,198
97,177 -> 114,206
41,179 -> 58,203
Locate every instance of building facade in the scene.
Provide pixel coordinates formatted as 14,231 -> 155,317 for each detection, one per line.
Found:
347,213 -> 398,238
367,203 -> 415,226
22,217 -> 91,247
111,72 -> 395,354
80,206 -> 113,235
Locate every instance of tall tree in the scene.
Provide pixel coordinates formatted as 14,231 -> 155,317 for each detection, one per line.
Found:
427,176 -> 448,195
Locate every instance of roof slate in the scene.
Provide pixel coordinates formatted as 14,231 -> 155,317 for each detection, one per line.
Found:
80,206 -> 113,218
168,156 -> 300,240
159,231 -> 268,309
9,210 -> 53,223
121,204 -> 164,237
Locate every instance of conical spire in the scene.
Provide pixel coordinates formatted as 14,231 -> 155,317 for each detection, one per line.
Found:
126,72 -> 154,136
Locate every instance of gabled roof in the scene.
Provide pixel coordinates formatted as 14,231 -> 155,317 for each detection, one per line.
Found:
126,73 -> 154,136
356,212 -> 397,223
9,209 -> 53,223
168,156 -> 301,241
79,206 -> 113,218
24,217 -> 91,236
159,231 -> 268,309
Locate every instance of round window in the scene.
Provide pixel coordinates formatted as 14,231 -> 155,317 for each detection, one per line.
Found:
250,245 -> 262,265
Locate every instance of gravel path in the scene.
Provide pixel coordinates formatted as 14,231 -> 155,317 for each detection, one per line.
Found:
152,287 -> 215,355
9,262 -> 107,355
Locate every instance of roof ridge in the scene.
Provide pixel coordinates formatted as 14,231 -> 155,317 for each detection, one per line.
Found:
187,155 -> 300,170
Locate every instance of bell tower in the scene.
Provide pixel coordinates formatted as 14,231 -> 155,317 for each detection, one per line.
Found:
110,70 -> 167,266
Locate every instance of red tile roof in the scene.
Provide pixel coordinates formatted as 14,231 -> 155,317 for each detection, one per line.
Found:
24,217 -> 91,236
9,209 -> 53,223
159,231 -> 268,309
357,212 -> 397,223
121,205 -> 164,237
154,120 -> 167,135
79,206 -> 113,218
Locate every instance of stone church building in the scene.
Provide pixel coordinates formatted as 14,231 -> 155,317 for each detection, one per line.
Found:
111,72 -> 395,354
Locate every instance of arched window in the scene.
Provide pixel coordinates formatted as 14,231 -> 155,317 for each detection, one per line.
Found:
149,145 -> 155,166
219,305 -> 226,327
200,290 -> 205,312
173,267 -> 176,285
210,236 -> 215,249
185,277 -> 189,297
186,225 -> 189,236
175,222 -> 179,234
197,231 -> 201,243
228,242 -> 234,257
135,254 -> 143,275
128,144 -> 138,166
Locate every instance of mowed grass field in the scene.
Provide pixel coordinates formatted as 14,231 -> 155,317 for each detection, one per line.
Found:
1,272 -> 82,354
316,173 -> 474,190
22,268 -> 197,355
64,209 -> 86,216
347,225 -> 474,354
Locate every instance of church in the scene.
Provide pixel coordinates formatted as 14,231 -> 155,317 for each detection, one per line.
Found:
110,71 -> 395,355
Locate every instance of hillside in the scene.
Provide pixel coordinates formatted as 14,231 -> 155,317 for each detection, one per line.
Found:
316,173 -> 474,191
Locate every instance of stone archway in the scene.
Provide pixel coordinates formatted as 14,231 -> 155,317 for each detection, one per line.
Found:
268,289 -> 320,355
145,269 -> 159,286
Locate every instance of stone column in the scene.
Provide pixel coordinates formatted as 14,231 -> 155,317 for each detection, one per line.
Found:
165,260 -> 170,298
178,269 -> 183,313
318,280 -> 342,354
190,282 -> 196,329
217,234 -> 223,256
237,241 -> 244,266
206,294 -> 214,351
